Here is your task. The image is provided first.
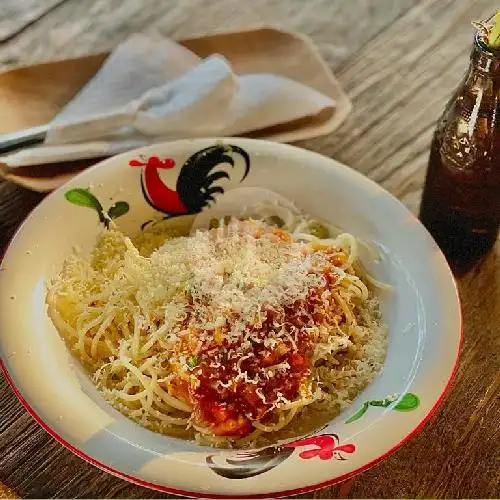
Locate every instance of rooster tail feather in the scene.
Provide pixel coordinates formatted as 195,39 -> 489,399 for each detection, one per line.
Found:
176,144 -> 250,213
226,145 -> 250,181
206,171 -> 230,185
208,186 -> 225,195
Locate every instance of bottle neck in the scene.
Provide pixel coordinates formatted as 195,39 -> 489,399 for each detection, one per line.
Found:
470,32 -> 500,75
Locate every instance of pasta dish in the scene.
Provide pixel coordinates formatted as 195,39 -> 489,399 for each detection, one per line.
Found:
47,213 -> 387,448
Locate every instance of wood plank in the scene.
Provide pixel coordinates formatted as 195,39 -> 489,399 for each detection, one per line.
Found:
0,0 -> 418,72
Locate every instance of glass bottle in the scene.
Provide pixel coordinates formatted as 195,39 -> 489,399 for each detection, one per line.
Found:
419,31 -> 500,275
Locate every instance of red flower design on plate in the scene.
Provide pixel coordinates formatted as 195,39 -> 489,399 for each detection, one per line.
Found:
285,434 -> 356,461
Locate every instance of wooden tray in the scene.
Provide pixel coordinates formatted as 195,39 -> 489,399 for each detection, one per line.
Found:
0,27 -> 351,192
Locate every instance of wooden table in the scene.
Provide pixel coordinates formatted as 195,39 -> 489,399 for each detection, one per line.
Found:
0,0 -> 499,498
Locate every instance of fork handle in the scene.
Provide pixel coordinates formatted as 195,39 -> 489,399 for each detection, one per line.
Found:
0,125 -> 49,155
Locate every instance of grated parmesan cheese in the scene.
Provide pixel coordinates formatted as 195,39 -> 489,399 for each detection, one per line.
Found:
46,217 -> 387,448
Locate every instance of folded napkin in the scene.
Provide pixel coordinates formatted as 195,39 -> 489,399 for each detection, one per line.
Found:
2,34 -> 336,167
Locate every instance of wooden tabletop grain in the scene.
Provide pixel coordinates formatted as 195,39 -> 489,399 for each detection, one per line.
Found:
0,0 -> 499,498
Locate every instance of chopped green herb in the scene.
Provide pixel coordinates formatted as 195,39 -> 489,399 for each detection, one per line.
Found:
187,355 -> 200,368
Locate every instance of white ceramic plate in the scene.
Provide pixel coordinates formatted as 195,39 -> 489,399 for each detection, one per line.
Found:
0,138 -> 461,498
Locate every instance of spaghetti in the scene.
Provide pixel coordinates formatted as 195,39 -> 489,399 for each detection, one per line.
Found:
47,214 -> 387,448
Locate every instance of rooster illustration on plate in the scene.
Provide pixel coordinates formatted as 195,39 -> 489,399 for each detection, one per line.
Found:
206,433 -> 356,479
129,144 -> 250,218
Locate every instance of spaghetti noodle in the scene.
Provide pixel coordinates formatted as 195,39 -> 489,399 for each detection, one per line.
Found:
47,213 -> 387,448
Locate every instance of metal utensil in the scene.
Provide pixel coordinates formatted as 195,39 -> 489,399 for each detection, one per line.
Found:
0,125 -> 48,155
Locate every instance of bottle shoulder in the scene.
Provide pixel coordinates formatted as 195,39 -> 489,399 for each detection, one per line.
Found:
434,75 -> 500,174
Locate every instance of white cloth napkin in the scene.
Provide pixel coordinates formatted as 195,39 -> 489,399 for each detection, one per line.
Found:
2,34 -> 336,167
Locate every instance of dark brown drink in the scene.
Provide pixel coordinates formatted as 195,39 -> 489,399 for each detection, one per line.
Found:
419,32 -> 500,275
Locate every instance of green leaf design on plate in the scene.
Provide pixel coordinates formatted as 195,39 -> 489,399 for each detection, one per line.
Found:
368,397 -> 393,408
65,188 -> 131,228
345,392 -> 420,423
108,201 -> 130,219
394,393 -> 420,412
345,401 -> 370,423
65,188 -> 103,211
